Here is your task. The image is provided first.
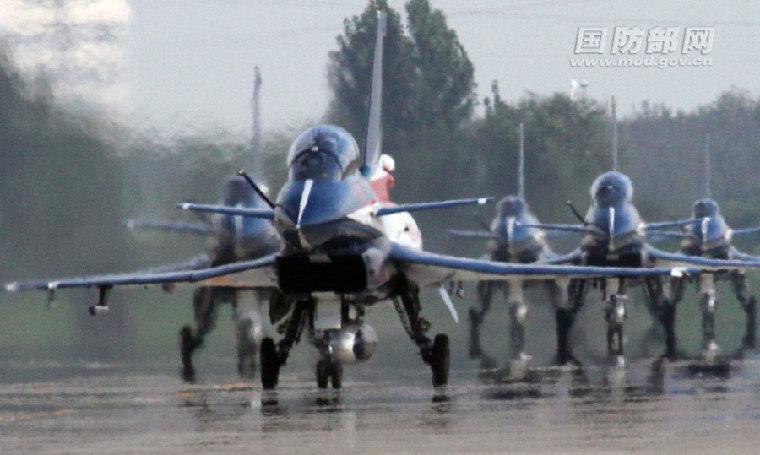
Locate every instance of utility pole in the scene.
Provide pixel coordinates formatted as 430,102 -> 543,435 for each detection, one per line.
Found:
518,122 -> 525,199
704,134 -> 712,197
251,66 -> 262,178
611,95 -> 618,171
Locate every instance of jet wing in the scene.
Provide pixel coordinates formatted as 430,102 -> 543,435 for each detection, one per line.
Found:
542,249 -> 584,265
648,248 -> 760,271
448,229 -> 495,239
136,254 -> 212,274
177,203 -> 274,220
4,254 -> 278,292
126,219 -> 212,236
389,243 -> 693,288
730,247 -> 760,262
644,219 -> 702,230
731,226 -> 760,236
523,223 -> 603,235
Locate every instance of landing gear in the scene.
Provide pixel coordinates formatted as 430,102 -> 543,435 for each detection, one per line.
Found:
744,296 -> 757,350
179,325 -> 199,382
316,358 -> 343,389
431,334 -> 450,387
555,279 -> 585,366
643,277 -> 683,360
178,287 -> 218,382
392,274 -> 450,386
469,281 -> 493,359
507,281 -> 528,364
730,272 -> 757,350
236,318 -> 257,378
260,337 -> 280,390
699,274 -> 720,362
260,298 -> 310,390
604,280 -> 627,366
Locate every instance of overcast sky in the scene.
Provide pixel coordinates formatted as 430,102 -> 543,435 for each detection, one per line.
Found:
3,0 -> 760,137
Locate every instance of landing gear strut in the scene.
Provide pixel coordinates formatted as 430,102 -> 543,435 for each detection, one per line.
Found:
260,298 -> 311,390
604,279 -> 627,366
555,279 -> 586,366
392,275 -> 450,386
699,274 -> 719,361
643,277 -> 683,360
179,286 -> 218,382
730,272 -> 757,350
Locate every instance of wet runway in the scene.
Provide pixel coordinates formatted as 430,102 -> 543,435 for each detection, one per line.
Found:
2,358 -> 760,453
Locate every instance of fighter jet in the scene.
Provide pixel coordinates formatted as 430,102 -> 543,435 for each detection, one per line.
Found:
449,123 -> 579,373
3,11 -> 702,390
126,67 -> 280,382
655,137 -> 760,360
523,100 -> 760,365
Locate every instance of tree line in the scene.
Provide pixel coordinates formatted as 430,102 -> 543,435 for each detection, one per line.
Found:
2,0 -> 760,280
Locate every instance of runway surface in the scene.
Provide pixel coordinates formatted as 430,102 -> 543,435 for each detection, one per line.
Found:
2,358 -> 760,453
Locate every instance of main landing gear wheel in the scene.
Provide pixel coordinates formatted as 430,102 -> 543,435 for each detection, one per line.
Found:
316,359 -> 343,389
260,337 -> 280,390
431,334 -> 450,387
179,325 -> 197,383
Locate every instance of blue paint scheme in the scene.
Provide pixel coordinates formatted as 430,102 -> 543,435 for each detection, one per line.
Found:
275,175 -> 379,251
684,198 -> 731,251
13,129 -> 760,295
585,172 -> 643,250
389,243 -> 696,279
7,255 -> 278,291
287,125 -> 361,181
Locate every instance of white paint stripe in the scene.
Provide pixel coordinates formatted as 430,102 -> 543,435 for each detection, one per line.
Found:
296,179 -> 313,229
609,207 -> 615,237
438,287 -> 459,323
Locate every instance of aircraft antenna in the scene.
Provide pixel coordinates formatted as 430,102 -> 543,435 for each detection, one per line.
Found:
610,95 -> 618,171
251,66 -> 263,179
704,134 -> 712,197
518,122 -> 525,199
361,8 -> 387,177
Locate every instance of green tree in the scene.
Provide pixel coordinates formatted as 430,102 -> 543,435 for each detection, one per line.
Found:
405,0 -> 475,129
326,0 -> 476,141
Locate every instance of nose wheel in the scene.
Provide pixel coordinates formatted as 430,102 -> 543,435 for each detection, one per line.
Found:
316,358 -> 343,389
430,334 -> 450,387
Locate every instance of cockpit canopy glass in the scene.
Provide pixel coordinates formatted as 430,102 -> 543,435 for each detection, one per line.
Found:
693,198 -> 719,218
287,126 -> 360,181
591,171 -> 633,205
497,196 -> 526,216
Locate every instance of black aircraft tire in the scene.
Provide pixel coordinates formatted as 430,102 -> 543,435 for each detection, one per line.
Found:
317,359 -> 330,389
260,337 -> 279,390
431,334 -> 450,387
331,362 -> 343,390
